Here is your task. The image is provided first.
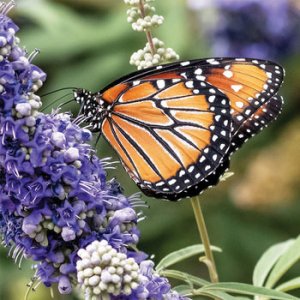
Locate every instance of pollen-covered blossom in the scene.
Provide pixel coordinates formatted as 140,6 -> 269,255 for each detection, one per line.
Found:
0,2 -> 189,299
188,0 -> 300,59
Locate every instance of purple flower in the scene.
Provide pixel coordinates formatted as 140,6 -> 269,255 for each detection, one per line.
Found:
189,0 -> 300,59
0,1 -> 141,293
0,2 -> 190,299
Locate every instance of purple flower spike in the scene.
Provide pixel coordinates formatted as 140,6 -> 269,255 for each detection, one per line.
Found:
0,2 -> 190,299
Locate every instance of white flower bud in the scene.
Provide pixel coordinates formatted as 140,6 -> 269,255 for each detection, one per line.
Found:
15,102 -> 32,117
83,268 -> 94,278
51,132 -> 66,148
88,275 -> 100,286
64,147 -> 80,162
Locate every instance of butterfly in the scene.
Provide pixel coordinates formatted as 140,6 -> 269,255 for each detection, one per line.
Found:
73,57 -> 284,201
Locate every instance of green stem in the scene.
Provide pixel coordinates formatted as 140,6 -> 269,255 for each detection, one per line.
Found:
191,195 -> 219,283
139,0 -> 156,55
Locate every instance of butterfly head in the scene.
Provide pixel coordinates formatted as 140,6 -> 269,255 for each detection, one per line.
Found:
73,88 -> 92,104
73,88 -> 109,132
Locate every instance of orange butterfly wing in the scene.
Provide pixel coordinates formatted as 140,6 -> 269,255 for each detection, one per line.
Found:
97,57 -> 284,200
101,78 -> 232,199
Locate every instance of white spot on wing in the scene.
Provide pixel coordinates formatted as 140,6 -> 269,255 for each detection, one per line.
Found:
196,75 -> 206,81
188,166 -> 195,173
168,179 -> 176,185
223,70 -> 233,78
185,81 -> 194,88
231,84 -> 243,92
194,68 -> 203,75
179,170 -> 185,177
235,101 -> 244,108
157,80 -> 165,89
212,135 -> 218,141
209,96 -> 216,103
181,61 -> 190,66
207,58 -> 220,65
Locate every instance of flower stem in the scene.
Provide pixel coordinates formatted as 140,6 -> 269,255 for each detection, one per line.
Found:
139,0 -> 156,55
190,195 -> 219,283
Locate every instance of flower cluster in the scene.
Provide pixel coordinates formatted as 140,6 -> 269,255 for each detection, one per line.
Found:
126,0 -> 163,32
124,0 -> 179,69
77,241 -> 187,300
0,2 -> 188,299
130,38 -> 179,70
188,0 -> 300,59
77,240 -> 142,298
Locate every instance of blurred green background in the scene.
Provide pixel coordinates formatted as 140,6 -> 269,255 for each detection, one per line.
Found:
1,0 -> 300,299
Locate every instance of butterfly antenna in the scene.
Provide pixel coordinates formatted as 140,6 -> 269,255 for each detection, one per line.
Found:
40,87 -> 77,98
94,132 -> 102,148
41,93 -> 73,112
56,98 -> 75,110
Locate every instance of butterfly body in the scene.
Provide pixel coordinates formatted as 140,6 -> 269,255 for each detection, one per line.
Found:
74,57 -> 284,201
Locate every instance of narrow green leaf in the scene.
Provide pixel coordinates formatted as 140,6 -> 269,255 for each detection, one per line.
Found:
159,269 -> 209,287
200,290 -> 245,300
200,282 -> 298,300
276,277 -> 300,293
266,235 -> 300,288
173,286 -> 251,300
156,244 -> 221,272
173,284 -> 193,295
253,239 -> 294,286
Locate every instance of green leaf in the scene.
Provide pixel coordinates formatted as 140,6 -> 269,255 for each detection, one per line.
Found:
159,269 -> 209,287
173,283 -> 251,300
266,235 -> 300,288
200,282 -> 298,300
173,284 -> 193,295
253,239 -> 294,286
200,290 -> 246,300
156,244 -> 221,272
276,277 -> 300,293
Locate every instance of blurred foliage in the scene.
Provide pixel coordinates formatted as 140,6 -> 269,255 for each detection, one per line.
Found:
1,0 -> 300,299
232,118 -> 300,209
